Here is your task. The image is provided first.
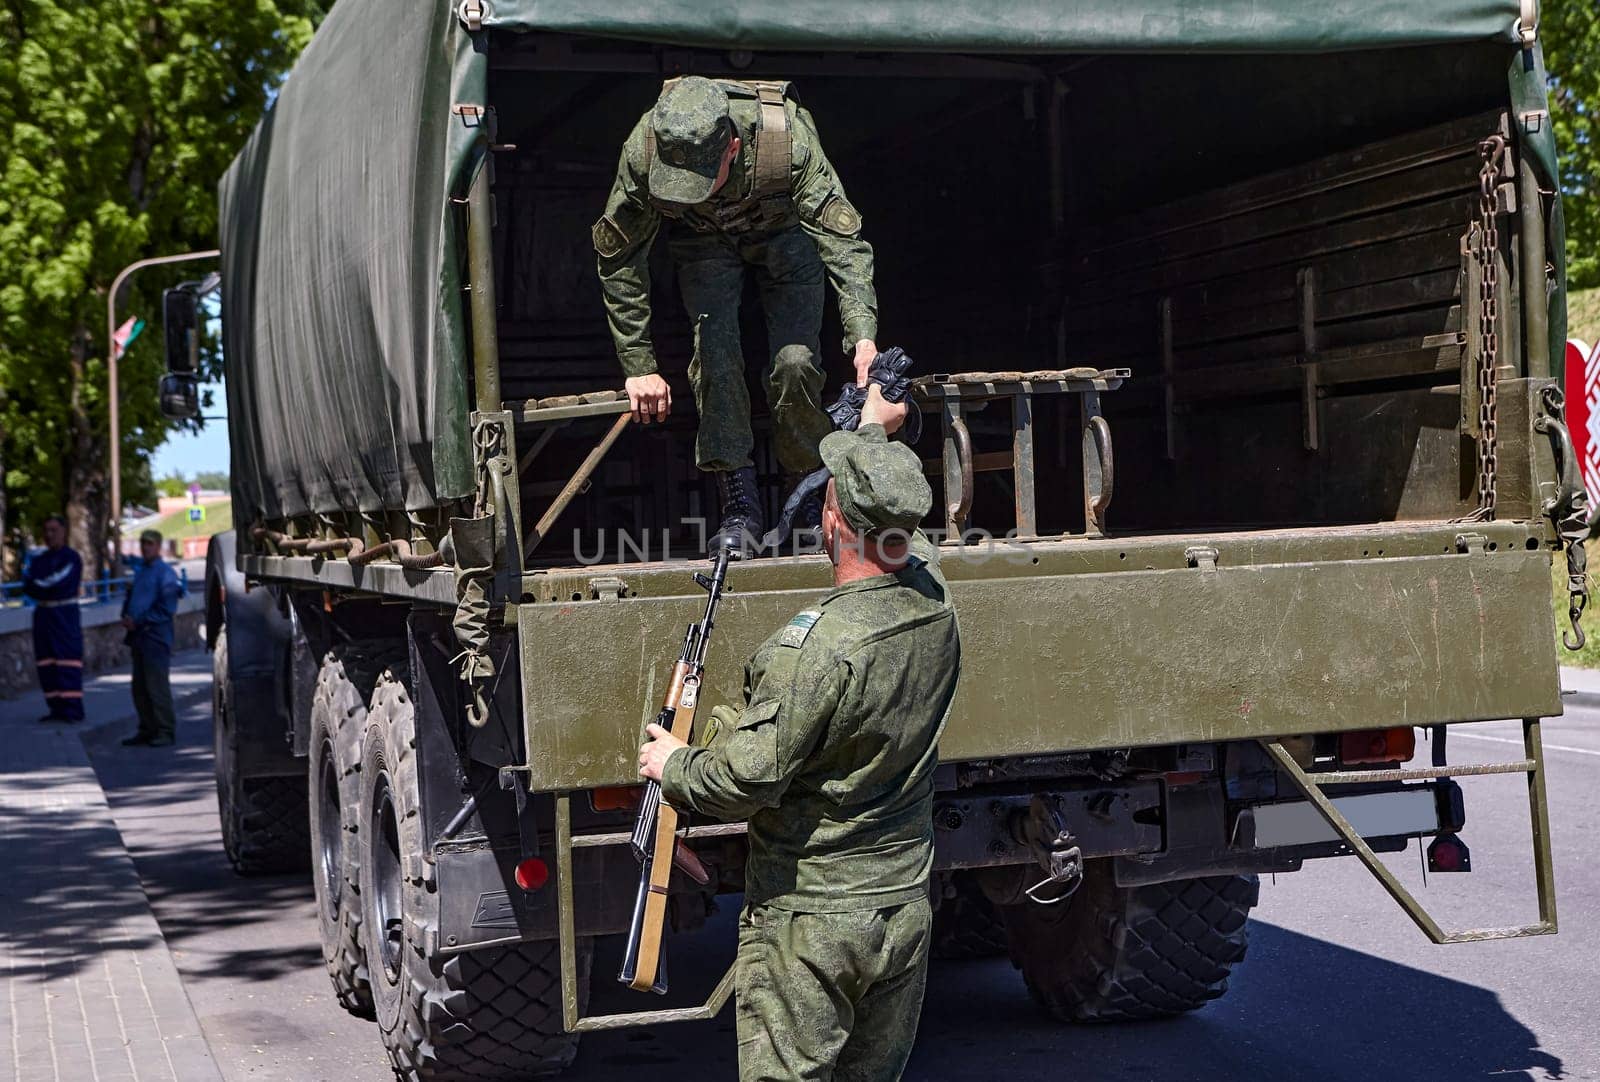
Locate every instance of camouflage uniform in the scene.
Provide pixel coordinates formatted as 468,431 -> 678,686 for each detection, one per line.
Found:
594,80 -> 877,474
661,425 -> 959,1081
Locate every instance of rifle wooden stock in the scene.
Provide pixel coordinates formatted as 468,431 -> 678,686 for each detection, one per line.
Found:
619,542 -> 736,995
626,673 -> 701,991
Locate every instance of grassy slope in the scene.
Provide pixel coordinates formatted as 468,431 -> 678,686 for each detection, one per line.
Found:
1571,286 -> 1600,348
145,500 -> 233,543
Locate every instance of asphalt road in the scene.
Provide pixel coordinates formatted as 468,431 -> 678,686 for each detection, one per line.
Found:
86,693 -> 1597,1082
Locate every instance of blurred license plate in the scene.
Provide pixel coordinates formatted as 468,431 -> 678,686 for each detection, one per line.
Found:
1252,789 -> 1439,848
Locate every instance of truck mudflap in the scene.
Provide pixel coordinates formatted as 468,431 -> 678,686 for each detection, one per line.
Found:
208,530 -> 302,777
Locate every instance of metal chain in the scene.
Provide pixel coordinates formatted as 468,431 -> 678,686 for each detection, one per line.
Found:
1463,135 -> 1507,522
1535,385 -> 1593,650
471,420 -> 503,520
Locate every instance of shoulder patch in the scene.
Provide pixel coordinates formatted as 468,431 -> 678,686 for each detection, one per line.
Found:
817,194 -> 862,237
592,215 -> 628,259
778,609 -> 822,648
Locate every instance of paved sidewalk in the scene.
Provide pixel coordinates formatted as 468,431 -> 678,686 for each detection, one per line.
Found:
0,653 -> 219,1082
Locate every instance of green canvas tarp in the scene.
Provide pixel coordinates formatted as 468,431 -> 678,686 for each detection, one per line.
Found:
220,0 -> 1533,524
485,0 -> 1528,52
221,0 -> 478,521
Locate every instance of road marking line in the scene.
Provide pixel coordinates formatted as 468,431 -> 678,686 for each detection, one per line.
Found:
1449,731 -> 1600,757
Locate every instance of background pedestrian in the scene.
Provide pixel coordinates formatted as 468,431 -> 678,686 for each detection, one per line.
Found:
22,515 -> 84,722
121,529 -> 182,748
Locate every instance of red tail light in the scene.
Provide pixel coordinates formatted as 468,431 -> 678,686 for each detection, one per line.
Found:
1339,727 -> 1416,765
591,786 -> 643,812
514,858 -> 549,892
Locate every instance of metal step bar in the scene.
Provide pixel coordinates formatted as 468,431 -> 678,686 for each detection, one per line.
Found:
552,793 -> 740,1032
1260,718 -> 1557,943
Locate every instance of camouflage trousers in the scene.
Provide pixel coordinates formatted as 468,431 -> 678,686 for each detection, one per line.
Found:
735,899 -> 932,1082
671,225 -> 833,474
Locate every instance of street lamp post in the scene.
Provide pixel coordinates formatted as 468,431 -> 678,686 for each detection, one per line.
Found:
106,249 -> 219,575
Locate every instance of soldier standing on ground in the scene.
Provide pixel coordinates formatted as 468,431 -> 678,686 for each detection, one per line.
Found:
22,515 -> 84,723
639,388 -> 960,1081
120,530 -> 183,748
594,75 -> 879,552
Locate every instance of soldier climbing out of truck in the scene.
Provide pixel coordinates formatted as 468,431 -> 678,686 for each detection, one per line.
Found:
594,75 -> 879,555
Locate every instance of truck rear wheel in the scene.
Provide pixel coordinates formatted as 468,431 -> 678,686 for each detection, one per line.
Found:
309,646 -> 391,1018
214,628 -> 310,876
931,871 -> 1009,960
1001,863 -> 1257,1022
358,670 -> 587,1079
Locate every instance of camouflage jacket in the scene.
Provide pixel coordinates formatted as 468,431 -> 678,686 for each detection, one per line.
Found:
661,518 -> 960,912
593,98 -> 878,377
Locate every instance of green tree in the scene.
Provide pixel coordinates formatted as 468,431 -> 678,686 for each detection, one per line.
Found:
154,473 -> 188,499
0,1 -> 320,576
1545,0 -> 1600,289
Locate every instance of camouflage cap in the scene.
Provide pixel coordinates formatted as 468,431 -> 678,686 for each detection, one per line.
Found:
819,429 -> 932,535
648,77 -> 732,205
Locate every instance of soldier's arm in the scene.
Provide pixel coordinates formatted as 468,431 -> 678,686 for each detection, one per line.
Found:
660,642 -> 844,821
790,105 -> 878,354
593,117 -> 664,378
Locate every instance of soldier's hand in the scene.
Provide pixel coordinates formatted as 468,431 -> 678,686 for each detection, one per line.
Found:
851,339 -> 877,387
625,374 -> 671,425
860,383 -> 908,435
639,722 -> 688,782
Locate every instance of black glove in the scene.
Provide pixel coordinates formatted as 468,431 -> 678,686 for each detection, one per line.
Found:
763,348 -> 921,550
823,346 -> 920,442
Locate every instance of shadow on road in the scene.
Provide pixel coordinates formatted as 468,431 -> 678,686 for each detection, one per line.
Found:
83,712 -> 320,985
74,690 -> 1564,1082
899,921 -> 1564,1082
559,909 -> 1562,1082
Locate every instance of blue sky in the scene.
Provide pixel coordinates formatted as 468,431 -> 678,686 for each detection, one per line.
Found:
150,377 -> 229,480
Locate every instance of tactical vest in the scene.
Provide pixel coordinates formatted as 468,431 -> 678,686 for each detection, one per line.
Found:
644,79 -> 796,236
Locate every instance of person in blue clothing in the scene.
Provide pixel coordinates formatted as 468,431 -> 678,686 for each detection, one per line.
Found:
121,530 -> 184,748
22,515 -> 85,722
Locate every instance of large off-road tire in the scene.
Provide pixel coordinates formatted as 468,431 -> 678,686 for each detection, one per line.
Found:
1001,862 -> 1257,1022
930,871 -> 1009,960
214,628 -> 310,876
358,670 -> 588,1079
310,645 -> 394,1018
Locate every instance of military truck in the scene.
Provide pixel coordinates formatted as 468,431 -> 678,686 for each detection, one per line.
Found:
188,0 -> 1583,1077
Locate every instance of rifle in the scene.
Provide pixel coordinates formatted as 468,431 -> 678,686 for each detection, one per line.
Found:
619,539 -> 738,993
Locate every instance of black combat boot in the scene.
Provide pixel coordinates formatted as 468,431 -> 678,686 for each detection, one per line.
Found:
710,466 -> 764,556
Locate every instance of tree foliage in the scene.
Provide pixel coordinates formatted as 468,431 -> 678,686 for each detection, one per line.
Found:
0,0 -> 320,571
1545,0 -> 1600,289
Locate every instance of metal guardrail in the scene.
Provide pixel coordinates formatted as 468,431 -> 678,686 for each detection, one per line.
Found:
0,567 -> 192,609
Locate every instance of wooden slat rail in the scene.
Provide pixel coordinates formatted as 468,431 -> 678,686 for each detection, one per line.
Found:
1076,109 -> 1504,257
1061,111 -> 1507,426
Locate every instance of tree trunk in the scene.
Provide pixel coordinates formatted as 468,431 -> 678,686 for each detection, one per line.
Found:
64,326 -> 109,583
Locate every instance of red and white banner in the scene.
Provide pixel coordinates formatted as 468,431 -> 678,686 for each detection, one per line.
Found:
1565,338 -> 1600,503
112,315 -> 145,361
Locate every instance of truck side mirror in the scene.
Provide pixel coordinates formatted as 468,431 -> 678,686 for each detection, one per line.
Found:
159,373 -> 200,420
163,287 -> 199,375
